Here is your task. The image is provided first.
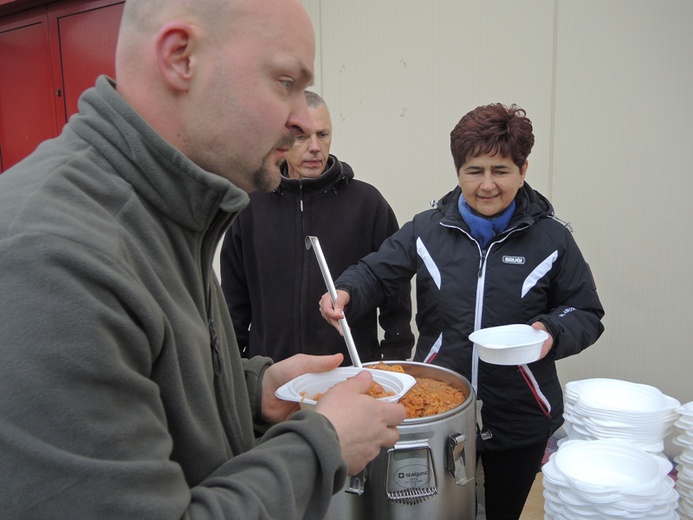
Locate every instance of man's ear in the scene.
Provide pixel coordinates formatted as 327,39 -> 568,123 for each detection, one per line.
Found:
155,22 -> 195,93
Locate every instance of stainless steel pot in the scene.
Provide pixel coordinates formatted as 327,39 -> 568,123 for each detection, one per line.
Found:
326,361 -> 476,520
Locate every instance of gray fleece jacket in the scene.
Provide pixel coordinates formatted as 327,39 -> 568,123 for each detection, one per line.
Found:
0,76 -> 345,519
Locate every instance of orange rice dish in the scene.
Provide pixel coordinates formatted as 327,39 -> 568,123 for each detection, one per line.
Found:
370,362 -> 466,418
301,380 -> 394,402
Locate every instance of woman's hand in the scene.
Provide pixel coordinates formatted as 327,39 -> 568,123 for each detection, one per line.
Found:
318,290 -> 350,334
532,321 -> 554,359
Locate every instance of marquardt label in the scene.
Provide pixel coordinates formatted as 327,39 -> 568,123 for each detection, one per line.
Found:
392,464 -> 432,489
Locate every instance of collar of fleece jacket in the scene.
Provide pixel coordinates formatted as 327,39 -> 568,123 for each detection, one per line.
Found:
275,154 -> 353,196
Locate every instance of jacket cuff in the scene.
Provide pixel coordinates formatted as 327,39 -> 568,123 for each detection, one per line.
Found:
243,356 -> 273,424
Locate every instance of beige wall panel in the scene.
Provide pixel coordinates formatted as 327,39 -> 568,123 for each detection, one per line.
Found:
304,0 -> 555,222
551,0 -> 693,404
286,0 -> 693,408
301,0 -> 322,94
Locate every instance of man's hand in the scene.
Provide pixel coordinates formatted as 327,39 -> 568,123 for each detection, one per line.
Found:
261,353 -> 344,424
261,352 -> 406,475
315,370 -> 406,475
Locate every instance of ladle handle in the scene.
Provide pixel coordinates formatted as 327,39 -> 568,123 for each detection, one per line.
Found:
305,236 -> 362,368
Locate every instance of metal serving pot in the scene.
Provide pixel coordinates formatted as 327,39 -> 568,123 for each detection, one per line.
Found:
326,361 -> 477,520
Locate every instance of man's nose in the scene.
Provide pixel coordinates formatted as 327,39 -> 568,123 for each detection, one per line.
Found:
307,135 -> 320,152
288,96 -> 314,137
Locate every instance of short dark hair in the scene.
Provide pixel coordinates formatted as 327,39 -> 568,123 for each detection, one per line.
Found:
450,103 -> 535,171
305,90 -> 326,108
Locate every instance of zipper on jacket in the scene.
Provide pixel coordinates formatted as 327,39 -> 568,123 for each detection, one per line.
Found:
518,365 -> 552,420
478,249 -> 486,278
203,206 -> 241,456
472,245 -> 487,395
209,314 -> 222,376
207,289 -> 240,456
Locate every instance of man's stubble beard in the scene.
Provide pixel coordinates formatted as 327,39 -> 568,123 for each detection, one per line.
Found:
251,133 -> 296,192
251,164 -> 281,192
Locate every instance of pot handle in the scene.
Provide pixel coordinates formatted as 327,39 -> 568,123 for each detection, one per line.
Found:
385,441 -> 438,504
345,468 -> 367,495
447,433 -> 473,485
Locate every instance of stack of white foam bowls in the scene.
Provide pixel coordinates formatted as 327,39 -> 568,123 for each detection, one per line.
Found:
563,378 -> 680,453
542,438 -> 679,519
674,402 -> 693,519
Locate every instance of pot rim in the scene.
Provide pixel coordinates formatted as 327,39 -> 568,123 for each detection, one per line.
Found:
363,360 -> 475,423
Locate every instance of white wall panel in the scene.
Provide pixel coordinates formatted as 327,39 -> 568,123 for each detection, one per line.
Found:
550,0 -> 693,403
304,0 -> 555,221
294,0 -> 693,406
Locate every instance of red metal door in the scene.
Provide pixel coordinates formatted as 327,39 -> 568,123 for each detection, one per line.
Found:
48,0 -> 124,125
0,0 -> 123,172
0,7 -> 58,171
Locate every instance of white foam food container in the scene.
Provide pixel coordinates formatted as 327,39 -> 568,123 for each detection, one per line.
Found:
553,439 -> 671,497
469,324 -> 548,365
275,366 -> 416,409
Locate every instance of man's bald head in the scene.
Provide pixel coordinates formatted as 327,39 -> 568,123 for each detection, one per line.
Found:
113,0 -> 316,192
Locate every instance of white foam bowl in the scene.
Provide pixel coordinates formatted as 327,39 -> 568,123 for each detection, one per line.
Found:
677,401 -> 693,416
469,324 -> 548,365
275,367 -> 416,409
553,439 -> 670,497
568,378 -> 677,414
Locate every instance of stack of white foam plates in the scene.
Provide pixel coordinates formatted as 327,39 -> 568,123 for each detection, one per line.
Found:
674,402 -> 693,519
542,438 -> 679,519
563,378 -> 680,453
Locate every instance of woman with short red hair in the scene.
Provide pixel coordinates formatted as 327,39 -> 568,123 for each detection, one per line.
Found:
321,103 -> 605,520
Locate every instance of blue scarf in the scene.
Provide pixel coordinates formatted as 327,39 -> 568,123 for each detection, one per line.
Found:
458,198 -> 516,249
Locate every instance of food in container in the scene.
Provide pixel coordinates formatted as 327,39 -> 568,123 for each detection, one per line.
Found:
275,366 -> 416,409
325,361 -> 477,519
369,361 -> 467,418
304,379 -> 395,402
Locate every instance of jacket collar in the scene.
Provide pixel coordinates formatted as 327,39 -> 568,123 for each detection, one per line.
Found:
72,76 -> 250,234
275,154 -> 353,194
437,183 -> 554,231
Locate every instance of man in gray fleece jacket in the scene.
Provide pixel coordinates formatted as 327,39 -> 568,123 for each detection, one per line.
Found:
0,0 -> 405,519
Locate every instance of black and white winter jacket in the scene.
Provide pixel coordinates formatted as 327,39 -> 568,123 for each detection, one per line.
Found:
335,184 -> 605,451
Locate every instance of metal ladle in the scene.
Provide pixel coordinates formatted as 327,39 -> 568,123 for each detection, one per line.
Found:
305,235 -> 362,368
306,235 -> 368,495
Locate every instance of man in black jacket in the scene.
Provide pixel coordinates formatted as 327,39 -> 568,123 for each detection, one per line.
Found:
221,91 -> 414,364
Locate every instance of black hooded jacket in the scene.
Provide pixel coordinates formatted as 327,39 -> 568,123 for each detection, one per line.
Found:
336,184 -> 605,451
220,155 -> 414,364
